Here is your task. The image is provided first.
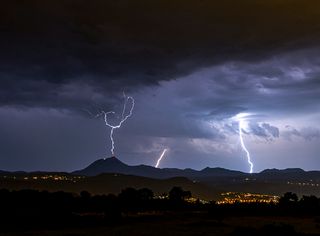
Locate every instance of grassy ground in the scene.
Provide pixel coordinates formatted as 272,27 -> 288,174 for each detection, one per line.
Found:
1,213 -> 320,236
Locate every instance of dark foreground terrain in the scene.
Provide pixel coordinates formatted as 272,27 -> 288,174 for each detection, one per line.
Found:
1,188 -> 320,236
1,214 -> 320,236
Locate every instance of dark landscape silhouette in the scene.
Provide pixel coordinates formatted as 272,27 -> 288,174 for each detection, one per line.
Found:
1,157 -> 320,199
1,187 -> 320,235
0,157 -> 320,235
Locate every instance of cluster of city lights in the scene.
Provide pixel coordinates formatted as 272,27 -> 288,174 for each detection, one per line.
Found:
217,192 -> 279,204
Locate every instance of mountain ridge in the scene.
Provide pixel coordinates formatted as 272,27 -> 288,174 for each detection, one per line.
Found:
2,157 -> 320,181
71,157 -> 320,181
2,157 -> 320,198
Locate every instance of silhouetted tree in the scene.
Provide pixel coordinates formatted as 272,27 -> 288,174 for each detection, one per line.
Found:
169,187 -> 191,202
299,195 -> 320,213
80,190 -> 91,199
118,187 -> 139,211
279,192 -> 298,206
137,188 -> 154,201
286,192 -> 298,202
118,187 -> 138,201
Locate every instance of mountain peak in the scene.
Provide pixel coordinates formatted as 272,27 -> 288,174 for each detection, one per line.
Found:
91,156 -> 127,167
103,156 -> 120,162
72,157 -> 129,176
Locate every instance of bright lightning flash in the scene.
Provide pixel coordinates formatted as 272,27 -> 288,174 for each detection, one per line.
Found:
97,92 -> 135,157
234,113 -> 253,173
239,120 -> 253,173
155,149 -> 168,168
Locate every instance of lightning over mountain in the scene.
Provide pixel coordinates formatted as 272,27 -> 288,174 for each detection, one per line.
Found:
238,120 -> 254,173
155,149 -> 168,168
97,93 -> 135,157
231,113 -> 254,173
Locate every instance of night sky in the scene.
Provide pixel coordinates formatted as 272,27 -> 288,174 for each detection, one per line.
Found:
0,0 -> 320,172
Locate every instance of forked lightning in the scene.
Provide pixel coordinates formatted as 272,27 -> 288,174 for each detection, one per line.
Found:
96,92 -> 134,157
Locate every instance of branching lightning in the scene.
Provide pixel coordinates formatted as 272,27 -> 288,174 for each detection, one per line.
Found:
96,92 -> 135,157
155,149 -> 167,168
238,118 -> 254,173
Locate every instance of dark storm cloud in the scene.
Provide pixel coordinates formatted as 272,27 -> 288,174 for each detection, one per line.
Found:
1,0 -> 320,172
117,49 -> 320,143
283,125 -> 320,141
248,122 -> 280,140
261,123 -> 280,138
1,0 -> 320,108
164,56 -> 320,129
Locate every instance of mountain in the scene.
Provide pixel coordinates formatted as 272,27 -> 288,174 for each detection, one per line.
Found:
72,157 -> 166,178
72,157 -> 246,179
74,157 -> 320,182
256,168 -> 320,181
2,158 -> 320,198
3,157 -> 320,185
73,157 -> 130,176
260,168 -> 305,174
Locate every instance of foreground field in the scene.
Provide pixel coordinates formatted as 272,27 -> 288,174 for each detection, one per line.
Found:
1,213 -> 320,236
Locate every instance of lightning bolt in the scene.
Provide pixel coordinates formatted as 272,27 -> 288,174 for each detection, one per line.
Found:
97,92 -> 135,157
155,149 -> 167,168
238,120 -> 253,173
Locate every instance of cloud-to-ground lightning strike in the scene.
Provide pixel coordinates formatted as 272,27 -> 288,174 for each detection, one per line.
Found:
238,119 -> 254,174
155,149 -> 168,168
97,93 -> 135,157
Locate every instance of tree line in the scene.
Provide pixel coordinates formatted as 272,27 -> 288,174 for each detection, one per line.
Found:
0,188 -> 319,230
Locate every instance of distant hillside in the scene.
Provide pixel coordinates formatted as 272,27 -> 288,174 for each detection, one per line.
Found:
0,173 -> 219,200
71,157 -> 320,197
255,168 -> 320,181
2,158 -> 320,198
73,157 -> 320,181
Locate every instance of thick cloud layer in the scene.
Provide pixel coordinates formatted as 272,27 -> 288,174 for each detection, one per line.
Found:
0,1 -> 319,172
1,0 -> 320,108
